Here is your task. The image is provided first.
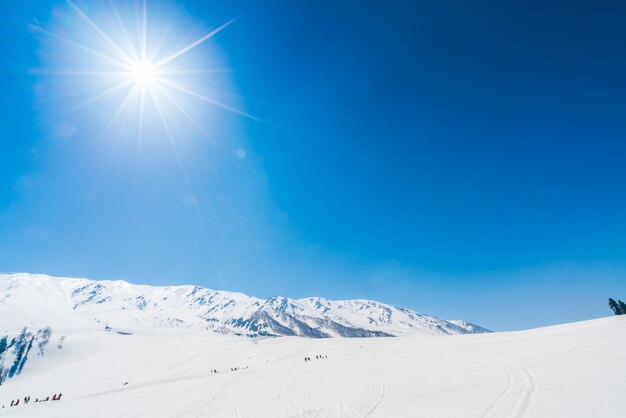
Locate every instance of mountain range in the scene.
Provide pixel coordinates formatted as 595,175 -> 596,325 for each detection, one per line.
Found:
0,273 -> 489,337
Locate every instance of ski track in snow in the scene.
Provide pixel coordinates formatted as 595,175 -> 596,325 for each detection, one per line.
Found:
511,362 -> 535,418
479,358 -> 535,418
479,360 -> 513,418
350,357 -> 385,418
230,380 -> 243,418
362,359 -> 386,417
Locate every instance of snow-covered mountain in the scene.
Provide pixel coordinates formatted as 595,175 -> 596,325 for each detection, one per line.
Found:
0,273 -> 488,337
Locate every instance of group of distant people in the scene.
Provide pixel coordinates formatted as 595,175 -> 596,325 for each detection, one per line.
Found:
304,354 -> 328,362
3,393 -> 62,408
229,366 -> 249,371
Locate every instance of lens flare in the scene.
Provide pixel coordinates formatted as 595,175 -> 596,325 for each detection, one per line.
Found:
32,0 -> 257,141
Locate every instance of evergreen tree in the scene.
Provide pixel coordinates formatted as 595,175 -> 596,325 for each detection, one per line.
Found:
0,335 -> 7,357
17,337 -> 34,375
8,330 -> 29,379
0,335 -> 7,386
12,328 -> 28,353
619,300 -> 626,316
608,298 -> 621,315
36,327 -> 52,356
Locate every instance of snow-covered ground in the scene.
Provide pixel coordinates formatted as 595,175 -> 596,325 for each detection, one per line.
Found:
1,315 -> 625,417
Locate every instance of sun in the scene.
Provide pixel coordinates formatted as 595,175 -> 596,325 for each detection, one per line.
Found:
32,0 -> 256,142
129,61 -> 157,87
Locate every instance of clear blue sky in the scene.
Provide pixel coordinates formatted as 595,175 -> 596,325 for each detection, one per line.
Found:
1,0 -> 625,331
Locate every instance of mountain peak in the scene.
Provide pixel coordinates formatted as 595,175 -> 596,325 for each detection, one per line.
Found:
0,273 -> 489,337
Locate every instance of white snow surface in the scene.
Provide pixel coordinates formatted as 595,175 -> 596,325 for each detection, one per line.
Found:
2,273 -> 626,417
1,317 -> 625,416
0,273 -> 487,337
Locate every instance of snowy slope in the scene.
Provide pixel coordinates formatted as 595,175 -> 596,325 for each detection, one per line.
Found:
1,315 -> 625,417
0,273 -> 488,338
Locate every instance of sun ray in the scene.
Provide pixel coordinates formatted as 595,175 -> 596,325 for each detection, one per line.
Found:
148,87 -> 208,233
67,0 -> 134,65
148,87 -> 193,187
153,83 -> 217,144
153,18 -> 236,69
138,85 -> 147,143
158,78 -> 260,121
109,0 -> 139,62
143,4 -> 185,64
33,25 -> 129,69
74,79 -> 134,108
102,84 -> 139,139
156,68 -> 232,76
52,79 -> 134,119
141,0 -> 148,62
30,69 -> 128,77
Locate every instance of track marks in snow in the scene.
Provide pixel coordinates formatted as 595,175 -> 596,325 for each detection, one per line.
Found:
352,358 -> 385,417
179,378 -> 233,417
480,358 -> 535,418
511,362 -> 535,418
479,361 -> 512,418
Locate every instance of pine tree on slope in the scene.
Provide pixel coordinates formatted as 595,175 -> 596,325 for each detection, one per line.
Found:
17,336 -> 34,375
0,336 -> 7,357
608,298 -> 623,315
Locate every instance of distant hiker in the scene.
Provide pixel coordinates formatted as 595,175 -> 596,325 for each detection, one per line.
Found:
57,393 -> 62,400
10,400 -> 13,407
52,394 -> 57,401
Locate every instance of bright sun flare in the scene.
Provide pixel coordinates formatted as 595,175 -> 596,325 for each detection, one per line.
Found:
33,0 -> 256,141
130,61 -> 157,87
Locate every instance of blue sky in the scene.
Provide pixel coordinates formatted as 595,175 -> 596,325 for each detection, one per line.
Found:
1,0 -> 625,331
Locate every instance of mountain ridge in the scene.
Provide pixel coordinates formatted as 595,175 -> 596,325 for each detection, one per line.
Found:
0,273 -> 489,337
